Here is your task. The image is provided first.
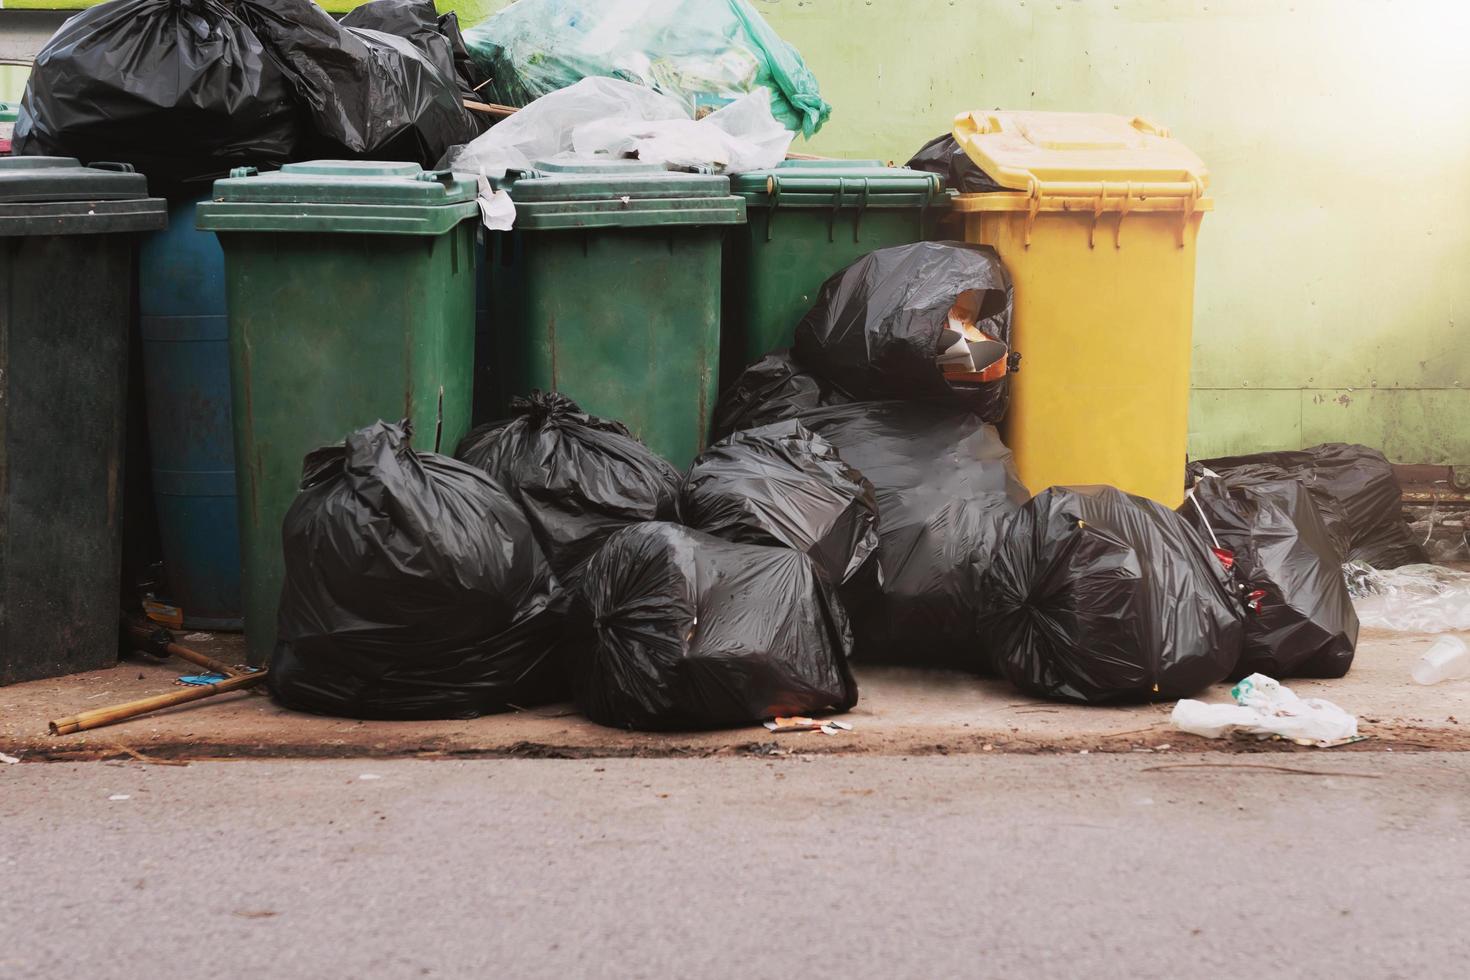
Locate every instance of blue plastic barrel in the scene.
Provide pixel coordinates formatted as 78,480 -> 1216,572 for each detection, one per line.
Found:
137,195 -> 243,629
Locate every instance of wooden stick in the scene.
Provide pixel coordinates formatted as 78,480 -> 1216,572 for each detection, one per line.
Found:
463,99 -> 519,118
124,622 -> 240,677
49,671 -> 266,736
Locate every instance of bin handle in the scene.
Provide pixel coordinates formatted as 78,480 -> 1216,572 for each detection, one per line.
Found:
766,174 -> 782,242
1176,174 -> 1205,247
1115,183 -> 1134,249
415,169 -> 456,184
828,180 -> 843,243
1023,178 -> 1041,248
88,162 -> 136,174
853,178 -> 871,243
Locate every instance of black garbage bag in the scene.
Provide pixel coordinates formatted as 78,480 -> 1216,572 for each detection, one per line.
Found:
1188,443 -> 1426,569
12,0 -> 301,194
981,486 -> 1245,704
242,0 -> 477,167
456,392 -> 681,590
711,349 -> 850,441
793,242 -> 1015,423
340,0 -> 482,94
904,133 -> 1004,194
681,419 -> 879,587
270,419 -> 568,720
795,401 -> 1028,667
1181,476 -> 1358,679
577,522 -> 857,731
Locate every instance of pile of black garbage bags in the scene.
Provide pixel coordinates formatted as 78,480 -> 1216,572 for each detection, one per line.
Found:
13,0 -> 484,194
269,241 -> 1417,727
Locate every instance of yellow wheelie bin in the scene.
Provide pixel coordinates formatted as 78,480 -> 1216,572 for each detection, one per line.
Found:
950,111 -> 1211,507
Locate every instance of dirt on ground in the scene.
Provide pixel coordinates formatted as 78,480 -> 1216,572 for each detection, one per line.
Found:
3,626 -> 1467,762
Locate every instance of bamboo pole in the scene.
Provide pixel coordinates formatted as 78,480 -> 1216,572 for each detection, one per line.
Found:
463,99 -> 519,118
49,671 -> 267,736
123,621 -> 241,677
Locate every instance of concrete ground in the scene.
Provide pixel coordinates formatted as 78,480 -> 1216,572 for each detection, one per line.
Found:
2,754 -> 1467,979
2,627 -> 1467,760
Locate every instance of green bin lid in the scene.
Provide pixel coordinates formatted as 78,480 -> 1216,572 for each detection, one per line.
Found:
730,160 -> 943,208
0,157 -> 166,237
197,160 -> 479,236
491,160 -> 746,230
0,103 -> 18,124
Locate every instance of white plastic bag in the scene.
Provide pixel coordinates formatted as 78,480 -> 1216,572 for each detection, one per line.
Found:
1171,673 -> 1358,745
449,77 -> 689,179
570,89 -> 794,172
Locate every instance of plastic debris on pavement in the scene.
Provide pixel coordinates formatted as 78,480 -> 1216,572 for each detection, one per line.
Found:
1412,635 -> 1470,685
1171,673 -> 1359,747
0,752 -> 20,765
176,672 -> 231,687
1346,561 -> 1470,633
461,0 -> 830,135
764,717 -> 854,735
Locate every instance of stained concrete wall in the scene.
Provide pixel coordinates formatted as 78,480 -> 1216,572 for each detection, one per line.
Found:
6,0 -> 1467,465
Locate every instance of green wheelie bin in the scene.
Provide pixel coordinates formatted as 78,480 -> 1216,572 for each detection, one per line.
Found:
722,160 -> 944,381
0,158 -> 165,684
198,161 -> 479,665
481,160 -> 745,466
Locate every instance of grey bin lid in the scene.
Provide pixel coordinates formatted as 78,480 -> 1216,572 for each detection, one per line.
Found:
0,157 -> 166,236
0,157 -> 152,203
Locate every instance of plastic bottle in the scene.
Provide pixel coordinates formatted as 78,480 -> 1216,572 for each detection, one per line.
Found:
1411,635 -> 1470,685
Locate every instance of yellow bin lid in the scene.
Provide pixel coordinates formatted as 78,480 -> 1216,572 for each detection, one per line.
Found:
951,111 -> 1209,209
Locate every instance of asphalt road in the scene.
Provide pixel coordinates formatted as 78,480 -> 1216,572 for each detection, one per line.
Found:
3,754 -> 1467,979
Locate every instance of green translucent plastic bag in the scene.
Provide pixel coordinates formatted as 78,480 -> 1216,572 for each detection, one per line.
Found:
463,0 -> 830,136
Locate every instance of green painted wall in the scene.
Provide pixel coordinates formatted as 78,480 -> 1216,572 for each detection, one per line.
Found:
459,0 -> 1470,465
8,0 -> 1466,463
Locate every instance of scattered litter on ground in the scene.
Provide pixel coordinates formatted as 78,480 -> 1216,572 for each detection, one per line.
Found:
764,717 -> 853,735
1171,674 -> 1358,747
176,673 -> 231,688
0,752 -> 20,764
1347,562 -> 1470,633
1412,635 -> 1470,685
108,794 -> 131,801
358,774 -> 383,781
